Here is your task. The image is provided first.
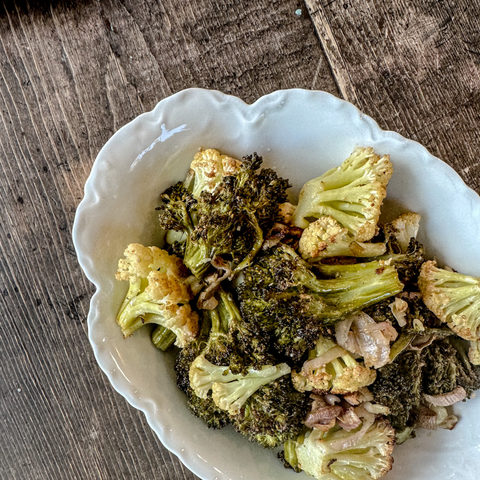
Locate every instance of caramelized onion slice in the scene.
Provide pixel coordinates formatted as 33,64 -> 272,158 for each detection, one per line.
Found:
424,386 -> 467,407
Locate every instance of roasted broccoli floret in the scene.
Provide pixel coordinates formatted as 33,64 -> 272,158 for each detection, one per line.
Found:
199,288 -> 239,367
419,261 -> 480,348
422,339 -> 462,396
189,354 -> 291,415
370,350 -> 424,430
292,335 -> 376,394
292,418 -> 395,480
192,286 -> 270,373
238,244 -> 403,361
440,337 -> 480,398
158,181 -> 237,278
175,286 -> 277,428
115,243 -> 199,347
164,149 -> 241,249
365,293 -> 443,331
237,243 -> 328,361
232,375 -> 310,449
292,147 -> 393,242
158,152 -> 290,278
184,148 -> 242,198
299,216 -> 386,262
174,313 -> 232,429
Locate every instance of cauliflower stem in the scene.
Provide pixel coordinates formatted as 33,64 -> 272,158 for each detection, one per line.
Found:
292,147 -> 393,242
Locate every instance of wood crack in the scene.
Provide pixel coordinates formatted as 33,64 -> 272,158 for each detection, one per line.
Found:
304,0 -> 361,106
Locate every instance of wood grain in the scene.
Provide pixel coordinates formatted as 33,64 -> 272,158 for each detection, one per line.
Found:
0,1 -> 337,479
306,0 -> 480,192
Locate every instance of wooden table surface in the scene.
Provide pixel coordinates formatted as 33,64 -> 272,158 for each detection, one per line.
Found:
1,1 -> 479,479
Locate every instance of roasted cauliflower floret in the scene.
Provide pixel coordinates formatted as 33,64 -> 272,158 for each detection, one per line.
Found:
292,147 -> 393,242
189,355 -> 291,415
116,243 -> 185,281
115,243 -> 199,346
299,216 -> 386,261
419,260 -> 480,345
278,202 -> 296,224
292,335 -> 376,394
184,148 -> 242,198
293,417 -> 395,480
387,212 -> 421,253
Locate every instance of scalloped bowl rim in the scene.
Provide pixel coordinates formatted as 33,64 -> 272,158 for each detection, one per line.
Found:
73,88 -> 480,480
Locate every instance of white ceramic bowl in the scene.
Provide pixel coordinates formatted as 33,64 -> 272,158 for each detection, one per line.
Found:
73,89 -> 480,480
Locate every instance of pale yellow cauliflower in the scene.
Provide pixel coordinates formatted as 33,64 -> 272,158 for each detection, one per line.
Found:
115,243 -> 199,347
292,335 -> 376,394
299,216 -> 386,261
419,260 -> 480,364
292,147 -> 393,242
185,148 -> 242,198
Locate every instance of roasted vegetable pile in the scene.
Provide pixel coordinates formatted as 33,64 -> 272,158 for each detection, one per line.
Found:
114,147 -> 480,480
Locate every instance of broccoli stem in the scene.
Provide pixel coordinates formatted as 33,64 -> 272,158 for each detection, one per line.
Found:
282,439 -> 301,472
204,288 -> 239,338
183,238 -> 213,278
389,333 -> 416,362
217,289 -> 243,327
314,262 -> 404,320
233,209 -> 264,275
151,325 -> 177,351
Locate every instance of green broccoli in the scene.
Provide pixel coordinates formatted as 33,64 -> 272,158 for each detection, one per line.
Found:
292,335 -> 376,394
174,312 -> 231,429
291,418 -> 395,480
175,285 -> 279,428
115,243 -> 199,347
422,339 -> 462,396
292,147 -> 393,242
164,149 -> 241,251
158,181 -> 236,278
280,437 -> 303,472
204,287 -> 270,372
238,244 -> 403,361
425,338 -> 480,398
231,375 -> 310,449
369,350 -> 424,431
365,293 -> 443,331
158,152 -> 290,278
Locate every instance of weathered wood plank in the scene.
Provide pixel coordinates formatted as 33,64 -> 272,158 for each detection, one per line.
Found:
0,1 -> 337,479
303,1 -> 360,104
306,0 -> 480,193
